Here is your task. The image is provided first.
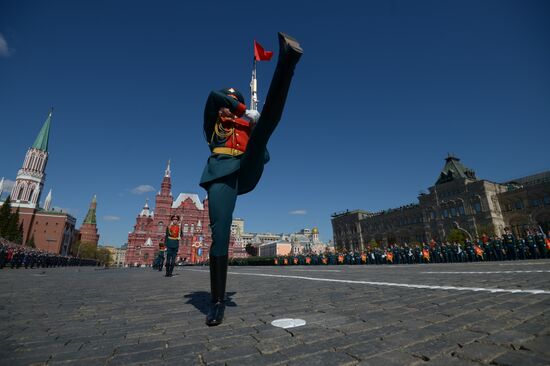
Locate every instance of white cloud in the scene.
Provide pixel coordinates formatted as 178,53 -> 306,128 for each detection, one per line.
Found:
103,215 -> 121,221
289,209 -> 307,215
0,33 -> 11,58
131,185 -> 155,195
2,179 -> 15,192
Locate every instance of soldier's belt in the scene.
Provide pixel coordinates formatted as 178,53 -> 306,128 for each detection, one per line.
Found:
212,147 -> 245,156
168,236 -> 179,240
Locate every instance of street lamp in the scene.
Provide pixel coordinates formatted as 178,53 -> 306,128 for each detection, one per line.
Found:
453,221 -> 472,241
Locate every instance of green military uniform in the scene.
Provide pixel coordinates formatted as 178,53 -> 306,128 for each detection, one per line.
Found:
156,244 -> 166,271
201,32 -> 303,327
165,222 -> 180,277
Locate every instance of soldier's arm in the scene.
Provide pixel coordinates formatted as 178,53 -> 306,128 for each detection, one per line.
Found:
204,91 -> 246,125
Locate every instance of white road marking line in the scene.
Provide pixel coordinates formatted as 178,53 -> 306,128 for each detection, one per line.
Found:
289,269 -> 341,272
184,269 -> 550,295
422,270 -> 550,274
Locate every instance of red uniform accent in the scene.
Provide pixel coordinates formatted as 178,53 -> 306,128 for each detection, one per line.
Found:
234,102 -> 246,117
219,116 -> 252,153
169,224 -> 180,239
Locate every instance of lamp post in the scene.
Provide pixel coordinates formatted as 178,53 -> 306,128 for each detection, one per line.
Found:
453,221 -> 472,241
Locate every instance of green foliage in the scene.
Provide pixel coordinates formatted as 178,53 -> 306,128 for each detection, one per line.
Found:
71,241 -> 112,266
245,243 -> 257,256
78,242 -> 98,259
0,195 -> 12,237
368,239 -> 379,248
0,199 -> 24,243
447,228 -> 467,243
96,247 -> 112,267
5,207 -> 21,242
15,222 -> 24,244
26,234 -> 36,248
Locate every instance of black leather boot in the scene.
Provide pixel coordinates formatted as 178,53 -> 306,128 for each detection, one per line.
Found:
238,32 -> 303,195
206,255 -> 228,326
165,260 -> 171,277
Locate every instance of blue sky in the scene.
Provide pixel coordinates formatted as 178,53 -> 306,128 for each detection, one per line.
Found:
1,0 -> 549,247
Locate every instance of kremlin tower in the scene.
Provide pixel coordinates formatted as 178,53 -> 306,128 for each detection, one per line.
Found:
78,195 -> 100,246
1,110 -> 78,255
11,110 -> 52,209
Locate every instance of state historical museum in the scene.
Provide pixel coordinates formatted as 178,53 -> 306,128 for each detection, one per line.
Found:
125,162 -> 236,266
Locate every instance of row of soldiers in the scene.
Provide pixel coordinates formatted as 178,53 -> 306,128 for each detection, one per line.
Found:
275,228 -> 550,266
0,240 -> 99,269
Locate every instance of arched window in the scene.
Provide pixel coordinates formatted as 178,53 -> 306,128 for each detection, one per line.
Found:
28,188 -> 35,202
183,224 -> 188,233
28,155 -> 35,170
17,184 -> 25,200
158,221 -> 164,233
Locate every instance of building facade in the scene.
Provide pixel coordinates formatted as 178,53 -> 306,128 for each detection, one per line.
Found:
124,161 -> 235,266
332,156 -> 550,251
258,240 -> 292,257
1,110 -> 78,255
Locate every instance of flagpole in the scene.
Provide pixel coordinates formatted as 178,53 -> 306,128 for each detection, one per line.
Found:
250,58 -> 258,111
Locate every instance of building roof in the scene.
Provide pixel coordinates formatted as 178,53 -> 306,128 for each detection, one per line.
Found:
32,110 -> 52,152
140,199 -> 153,217
172,193 -> 204,210
435,155 -> 477,185
83,195 -> 97,225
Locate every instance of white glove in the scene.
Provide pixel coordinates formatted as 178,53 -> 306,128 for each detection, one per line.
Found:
243,109 -> 260,124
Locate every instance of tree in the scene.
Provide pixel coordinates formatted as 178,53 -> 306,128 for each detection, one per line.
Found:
245,243 -> 257,256
70,240 -> 82,256
77,242 -> 98,259
447,228 -> 467,243
368,239 -> 379,248
5,207 -> 21,242
26,234 -> 36,248
0,195 -> 12,237
15,222 -> 24,244
96,247 -> 112,266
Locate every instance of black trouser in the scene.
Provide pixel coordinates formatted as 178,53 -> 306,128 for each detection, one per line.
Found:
165,247 -> 178,274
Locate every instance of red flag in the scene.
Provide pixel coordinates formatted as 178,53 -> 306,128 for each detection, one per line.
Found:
254,40 -> 273,61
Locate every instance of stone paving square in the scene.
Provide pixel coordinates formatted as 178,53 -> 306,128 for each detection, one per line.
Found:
1,260 -> 550,365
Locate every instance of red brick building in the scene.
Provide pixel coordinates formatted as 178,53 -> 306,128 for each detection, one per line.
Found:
125,161 -> 235,266
1,110 -> 78,255
78,195 -> 99,246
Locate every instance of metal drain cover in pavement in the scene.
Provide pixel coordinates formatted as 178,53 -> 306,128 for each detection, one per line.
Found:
271,318 -> 306,329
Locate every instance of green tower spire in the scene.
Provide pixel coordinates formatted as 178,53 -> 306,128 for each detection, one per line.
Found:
32,109 -> 53,152
83,195 -> 97,225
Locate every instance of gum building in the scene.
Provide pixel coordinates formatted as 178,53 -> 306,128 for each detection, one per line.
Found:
332,156 -> 550,251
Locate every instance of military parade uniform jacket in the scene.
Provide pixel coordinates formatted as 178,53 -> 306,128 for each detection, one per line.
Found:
165,224 -> 180,249
199,90 -> 269,195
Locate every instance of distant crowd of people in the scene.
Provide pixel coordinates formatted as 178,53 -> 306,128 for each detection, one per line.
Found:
275,228 -> 550,265
0,238 -> 99,269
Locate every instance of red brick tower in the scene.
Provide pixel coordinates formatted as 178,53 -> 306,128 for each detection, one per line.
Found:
79,195 -> 100,246
126,161 -> 173,266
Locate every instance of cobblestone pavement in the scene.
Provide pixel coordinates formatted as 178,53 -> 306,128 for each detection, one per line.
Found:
1,260 -> 550,365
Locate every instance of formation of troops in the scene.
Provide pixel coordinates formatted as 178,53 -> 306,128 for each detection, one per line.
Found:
274,228 -> 550,266
0,239 -> 99,269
